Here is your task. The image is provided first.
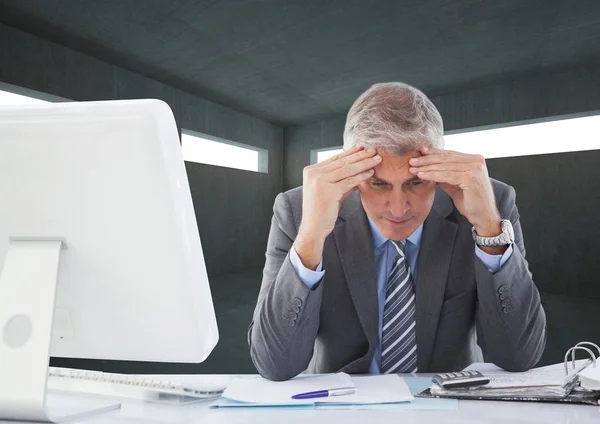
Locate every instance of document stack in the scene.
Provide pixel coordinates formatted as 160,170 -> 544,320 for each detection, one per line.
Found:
419,341 -> 600,405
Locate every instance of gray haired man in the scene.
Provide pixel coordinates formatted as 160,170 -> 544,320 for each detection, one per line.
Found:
248,82 -> 546,381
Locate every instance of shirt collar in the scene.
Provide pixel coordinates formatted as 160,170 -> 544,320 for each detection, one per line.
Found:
367,216 -> 423,250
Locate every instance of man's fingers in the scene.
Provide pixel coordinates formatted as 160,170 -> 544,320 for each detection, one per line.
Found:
319,146 -> 378,173
414,169 -> 464,186
339,169 -> 375,194
411,150 -> 475,166
409,162 -> 472,174
327,153 -> 381,182
420,146 -> 465,155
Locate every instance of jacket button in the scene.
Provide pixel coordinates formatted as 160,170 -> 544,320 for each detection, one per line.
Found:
499,293 -> 507,300
501,300 -> 513,308
503,306 -> 513,314
283,311 -> 298,320
286,319 -> 296,327
292,298 -> 303,307
498,285 -> 509,294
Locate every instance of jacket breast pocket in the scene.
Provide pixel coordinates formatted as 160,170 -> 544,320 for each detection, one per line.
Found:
440,288 -> 476,316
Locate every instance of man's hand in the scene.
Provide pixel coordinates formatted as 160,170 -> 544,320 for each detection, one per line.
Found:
408,147 -> 507,254
296,146 -> 381,269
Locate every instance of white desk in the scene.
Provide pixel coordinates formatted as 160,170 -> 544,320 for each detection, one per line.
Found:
18,375 -> 600,424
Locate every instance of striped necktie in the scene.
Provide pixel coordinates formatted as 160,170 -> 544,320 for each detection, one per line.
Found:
380,240 -> 418,374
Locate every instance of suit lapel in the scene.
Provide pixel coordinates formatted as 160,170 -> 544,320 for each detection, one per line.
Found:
333,193 -> 379,369
415,188 -> 458,371
332,188 -> 458,372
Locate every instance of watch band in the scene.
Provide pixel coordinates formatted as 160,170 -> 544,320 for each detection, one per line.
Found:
471,219 -> 514,247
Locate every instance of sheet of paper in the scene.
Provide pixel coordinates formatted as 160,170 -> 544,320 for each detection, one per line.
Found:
317,374 -> 413,404
464,361 -> 585,388
222,373 -> 353,405
465,360 -> 589,375
211,377 -> 450,410
294,377 -> 454,410
463,362 -> 505,373
580,367 -> 600,390
220,373 -> 413,406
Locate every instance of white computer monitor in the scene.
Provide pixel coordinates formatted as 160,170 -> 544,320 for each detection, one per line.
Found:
0,99 -> 219,422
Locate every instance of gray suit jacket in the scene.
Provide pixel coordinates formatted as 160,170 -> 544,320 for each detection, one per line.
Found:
248,179 -> 547,381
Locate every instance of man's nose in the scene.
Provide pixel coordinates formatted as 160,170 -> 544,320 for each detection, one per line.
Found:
388,190 -> 409,217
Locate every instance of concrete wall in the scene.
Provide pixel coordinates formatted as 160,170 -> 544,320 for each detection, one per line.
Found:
0,22 -> 284,277
283,115 -> 347,190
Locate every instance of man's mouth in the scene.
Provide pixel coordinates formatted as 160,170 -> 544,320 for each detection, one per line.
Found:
385,217 -> 413,225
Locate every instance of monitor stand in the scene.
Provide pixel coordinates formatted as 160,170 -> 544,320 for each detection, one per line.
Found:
0,239 -> 120,422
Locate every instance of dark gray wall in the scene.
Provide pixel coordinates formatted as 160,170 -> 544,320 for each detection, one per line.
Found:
0,22 -> 283,277
486,151 -> 600,365
282,62 -> 600,365
0,23 -> 280,373
284,115 -> 347,189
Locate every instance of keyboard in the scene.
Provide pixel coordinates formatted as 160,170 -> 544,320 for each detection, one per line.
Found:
48,367 -> 226,404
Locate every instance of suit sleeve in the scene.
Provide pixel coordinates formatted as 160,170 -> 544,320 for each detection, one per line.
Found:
289,246 -> 325,289
474,184 -> 547,372
247,192 -> 324,381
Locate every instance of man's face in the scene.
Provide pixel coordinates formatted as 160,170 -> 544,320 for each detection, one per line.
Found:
357,149 -> 436,241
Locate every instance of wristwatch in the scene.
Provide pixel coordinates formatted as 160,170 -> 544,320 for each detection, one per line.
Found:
471,219 -> 514,247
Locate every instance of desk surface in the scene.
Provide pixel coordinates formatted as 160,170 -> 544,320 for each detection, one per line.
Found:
29,374 -> 600,424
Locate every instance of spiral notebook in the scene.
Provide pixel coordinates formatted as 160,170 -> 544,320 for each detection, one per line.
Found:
418,341 -> 600,405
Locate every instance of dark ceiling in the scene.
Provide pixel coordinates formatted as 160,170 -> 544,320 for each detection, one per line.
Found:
1,0 -> 600,125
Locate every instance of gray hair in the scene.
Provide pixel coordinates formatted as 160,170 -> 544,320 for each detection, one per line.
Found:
343,82 -> 444,155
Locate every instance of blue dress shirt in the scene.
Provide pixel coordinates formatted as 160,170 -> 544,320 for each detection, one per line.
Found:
289,217 -> 513,374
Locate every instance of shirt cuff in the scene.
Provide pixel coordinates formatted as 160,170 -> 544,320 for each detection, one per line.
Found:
475,244 -> 514,273
290,244 -> 325,289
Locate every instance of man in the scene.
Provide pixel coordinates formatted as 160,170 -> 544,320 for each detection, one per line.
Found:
248,82 -> 546,381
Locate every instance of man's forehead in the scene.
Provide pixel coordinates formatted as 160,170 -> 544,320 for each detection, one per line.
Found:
375,148 -> 423,161
374,149 -> 422,172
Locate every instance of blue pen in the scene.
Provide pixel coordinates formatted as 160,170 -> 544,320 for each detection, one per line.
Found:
291,387 -> 357,400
